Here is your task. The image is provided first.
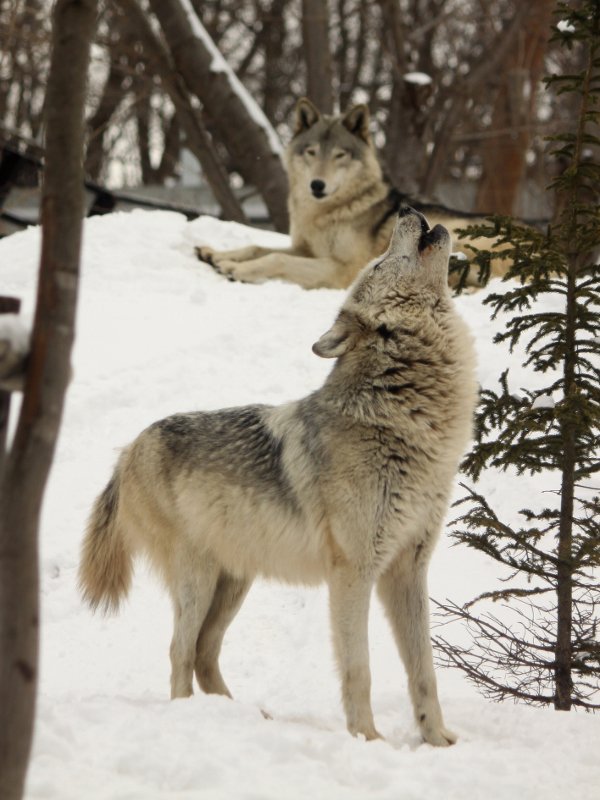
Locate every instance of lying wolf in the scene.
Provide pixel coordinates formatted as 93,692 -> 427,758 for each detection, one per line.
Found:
196,97 -> 505,290
80,208 -> 478,746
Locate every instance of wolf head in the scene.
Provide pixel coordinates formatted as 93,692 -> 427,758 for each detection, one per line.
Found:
313,208 -> 452,361
285,97 -> 382,202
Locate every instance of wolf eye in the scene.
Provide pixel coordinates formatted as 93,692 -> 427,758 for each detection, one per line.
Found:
376,324 -> 392,340
305,146 -> 317,157
334,150 -> 348,160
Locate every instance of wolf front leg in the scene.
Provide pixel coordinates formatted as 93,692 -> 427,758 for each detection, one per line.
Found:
195,243 -> 279,265
211,253 -> 349,290
328,564 -> 381,741
377,554 -> 457,747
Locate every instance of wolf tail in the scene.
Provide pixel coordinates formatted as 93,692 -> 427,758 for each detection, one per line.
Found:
78,459 -> 133,614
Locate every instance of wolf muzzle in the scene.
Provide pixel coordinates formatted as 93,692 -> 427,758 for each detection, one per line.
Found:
398,205 -> 447,251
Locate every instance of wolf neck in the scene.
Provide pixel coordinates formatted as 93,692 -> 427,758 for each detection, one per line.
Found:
315,328 -> 466,432
315,361 -> 405,429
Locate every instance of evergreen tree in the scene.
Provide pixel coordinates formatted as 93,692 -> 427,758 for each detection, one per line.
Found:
435,1 -> 600,711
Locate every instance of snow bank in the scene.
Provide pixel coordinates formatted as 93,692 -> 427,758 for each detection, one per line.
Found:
0,211 -> 597,799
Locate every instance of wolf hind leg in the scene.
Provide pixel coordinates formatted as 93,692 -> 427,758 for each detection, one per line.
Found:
169,554 -> 219,699
377,552 -> 457,747
194,571 -> 252,697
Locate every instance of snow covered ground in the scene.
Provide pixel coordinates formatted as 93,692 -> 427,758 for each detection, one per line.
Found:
1,210 -> 598,799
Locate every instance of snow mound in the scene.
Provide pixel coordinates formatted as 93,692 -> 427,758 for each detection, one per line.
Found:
0,211 -> 597,800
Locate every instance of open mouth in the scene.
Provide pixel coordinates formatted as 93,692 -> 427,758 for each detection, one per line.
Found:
418,217 -> 435,251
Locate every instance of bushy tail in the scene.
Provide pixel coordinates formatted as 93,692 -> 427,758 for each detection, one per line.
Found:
78,462 -> 132,614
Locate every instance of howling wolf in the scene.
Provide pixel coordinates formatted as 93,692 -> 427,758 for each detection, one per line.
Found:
80,208 -> 477,746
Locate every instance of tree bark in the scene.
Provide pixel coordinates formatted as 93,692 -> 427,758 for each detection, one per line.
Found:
117,0 -> 247,222
0,2 -> 96,798
475,0 -> 554,215
301,0 -> 334,113
148,0 -> 289,231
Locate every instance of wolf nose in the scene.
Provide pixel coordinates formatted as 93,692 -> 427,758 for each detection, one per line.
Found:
398,204 -> 415,218
310,179 -> 326,196
399,205 -> 430,233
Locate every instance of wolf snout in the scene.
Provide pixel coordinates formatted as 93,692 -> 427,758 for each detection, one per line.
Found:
310,179 -> 326,198
398,205 -> 430,234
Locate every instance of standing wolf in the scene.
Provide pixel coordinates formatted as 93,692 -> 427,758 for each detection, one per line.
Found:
196,97 -> 503,290
80,208 -> 477,746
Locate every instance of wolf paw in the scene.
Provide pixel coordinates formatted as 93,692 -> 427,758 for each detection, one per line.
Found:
348,722 -> 384,742
210,258 -> 239,281
212,260 -> 266,284
420,723 -> 457,747
195,245 -> 216,265
363,728 -> 384,742
195,249 -> 241,282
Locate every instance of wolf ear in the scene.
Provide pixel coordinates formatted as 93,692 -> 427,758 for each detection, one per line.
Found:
294,97 -> 321,134
312,317 -> 355,359
342,104 -> 370,142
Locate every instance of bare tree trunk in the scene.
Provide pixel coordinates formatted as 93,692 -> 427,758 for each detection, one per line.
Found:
117,0 -> 247,223
379,0 -> 428,193
301,0 -> 334,113
420,4 -> 527,198
350,1 -> 369,100
475,0 -> 554,214
135,88 -> 156,185
85,53 -> 127,181
263,0 -> 290,122
154,112 -> 181,184
148,0 -> 289,231
0,2 -> 96,798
